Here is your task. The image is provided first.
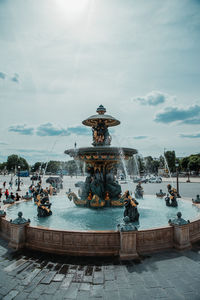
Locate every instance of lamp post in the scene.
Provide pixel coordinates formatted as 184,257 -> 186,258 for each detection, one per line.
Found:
175,161 -> 181,198
186,168 -> 190,183
17,166 -> 21,191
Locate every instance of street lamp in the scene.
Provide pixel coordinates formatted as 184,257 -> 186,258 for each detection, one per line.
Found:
17,166 -> 21,191
175,161 -> 181,198
186,168 -> 190,183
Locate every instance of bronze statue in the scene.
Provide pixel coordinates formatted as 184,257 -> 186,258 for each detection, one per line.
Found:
123,191 -> 139,222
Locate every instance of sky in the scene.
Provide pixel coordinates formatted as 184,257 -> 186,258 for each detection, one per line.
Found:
0,0 -> 200,164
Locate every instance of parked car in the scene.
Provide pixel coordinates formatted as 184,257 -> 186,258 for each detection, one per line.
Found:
149,177 -> 162,183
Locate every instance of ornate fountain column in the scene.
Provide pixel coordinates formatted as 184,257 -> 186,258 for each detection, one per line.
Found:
8,212 -> 30,250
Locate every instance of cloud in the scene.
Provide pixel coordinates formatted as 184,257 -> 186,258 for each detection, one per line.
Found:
181,118 -> 200,125
36,123 -> 90,137
0,141 -> 8,145
8,124 -> 34,135
133,136 -> 148,140
36,123 -> 68,136
0,72 -> 6,79
67,126 -> 90,136
11,73 -> 19,83
154,105 -> 200,124
180,133 -> 200,139
133,91 -> 168,106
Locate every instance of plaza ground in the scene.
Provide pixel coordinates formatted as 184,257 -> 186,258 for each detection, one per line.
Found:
0,175 -> 200,299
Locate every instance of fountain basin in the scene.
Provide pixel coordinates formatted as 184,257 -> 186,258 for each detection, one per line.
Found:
5,195 -> 200,230
65,146 -> 137,162
1,196 -> 200,257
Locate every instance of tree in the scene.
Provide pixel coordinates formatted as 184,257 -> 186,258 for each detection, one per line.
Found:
6,154 -> 29,171
188,155 -> 200,174
164,151 -> 176,172
46,161 -> 61,174
180,157 -> 189,171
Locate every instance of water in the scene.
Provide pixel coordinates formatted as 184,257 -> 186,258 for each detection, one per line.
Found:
5,194 -> 200,231
119,148 -> 132,192
133,154 -> 140,176
163,154 -> 174,187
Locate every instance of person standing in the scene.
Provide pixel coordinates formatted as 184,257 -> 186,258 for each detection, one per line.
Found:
5,189 -> 9,199
3,181 -> 6,189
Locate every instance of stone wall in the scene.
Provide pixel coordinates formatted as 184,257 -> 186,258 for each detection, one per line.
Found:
26,226 -> 120,256
136,227 -> 173,254
189,218 -> 200,242
0,217 -> 11,241
0,217 -> 200,257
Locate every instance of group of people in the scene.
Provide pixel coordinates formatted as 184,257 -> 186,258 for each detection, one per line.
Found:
0,188 -> 21,204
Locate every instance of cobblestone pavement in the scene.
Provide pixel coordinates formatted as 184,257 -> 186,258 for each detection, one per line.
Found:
0,238 -> 200,300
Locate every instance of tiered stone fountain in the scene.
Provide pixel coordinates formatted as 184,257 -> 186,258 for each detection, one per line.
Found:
65,105 -> 137,207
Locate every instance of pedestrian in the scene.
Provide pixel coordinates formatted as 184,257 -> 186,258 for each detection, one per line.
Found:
10,192 -> 15,200
9,180 -> 13,189
15,193 -> 21,201
0,188 -> 2,201
3,181 -> 6,189
5,189 -> 9,199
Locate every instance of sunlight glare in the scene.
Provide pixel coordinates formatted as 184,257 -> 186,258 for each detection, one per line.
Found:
56,0 -> 90,19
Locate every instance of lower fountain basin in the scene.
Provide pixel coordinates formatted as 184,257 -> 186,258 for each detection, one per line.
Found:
5,195 -> 200,231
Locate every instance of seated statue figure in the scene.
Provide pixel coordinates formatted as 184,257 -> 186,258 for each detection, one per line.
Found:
105,170 -> 122,199
192,194 -> 200,203
165,185 -> 178,207
92,119 -> 111,146
80,175 -> 92,200
156,189 -> 166,198
90,170 -> 104,199
37,193 -> 52,217
135,182 -> 144,199
123,191 -> 139,222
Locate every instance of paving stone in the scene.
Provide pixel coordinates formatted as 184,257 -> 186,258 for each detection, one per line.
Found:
147,287 -> 168,298
104,290 -> 120,300
11,261 -> 32,277
104,280 -> 118,291
52,273 -> 65,282
90,284 -> 104,298
27,283 -> 46,299
28,284 -> 46,299
62,282 -> 79,299
22,268 -> 41,285
93,267 -> 104,285
104,270 -> 115,281
118,288 -> 133,300
183,292 -> 200,300
4,259 -> 26,272
60,275 -> 73,289
164,287 -> 185,300
13,291 -> 30,300
2,290 -> 19,300
40,271 -> 57,284
42,281 -> 61,295
79,282 -> 91,291
24,269 -> 48,293
76,290 -> 90,300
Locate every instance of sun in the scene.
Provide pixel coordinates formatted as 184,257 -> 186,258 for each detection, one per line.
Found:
56,0 -> 90,19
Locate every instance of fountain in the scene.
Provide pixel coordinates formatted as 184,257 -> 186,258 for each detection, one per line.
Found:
65,105 -> 137,208
1,105 -> 200,258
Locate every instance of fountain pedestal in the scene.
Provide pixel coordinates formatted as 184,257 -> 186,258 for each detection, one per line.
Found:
8,212 -> 30,250
8,223 -> 30,250
173,225 -> 191,250
119,231 -> 139,260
